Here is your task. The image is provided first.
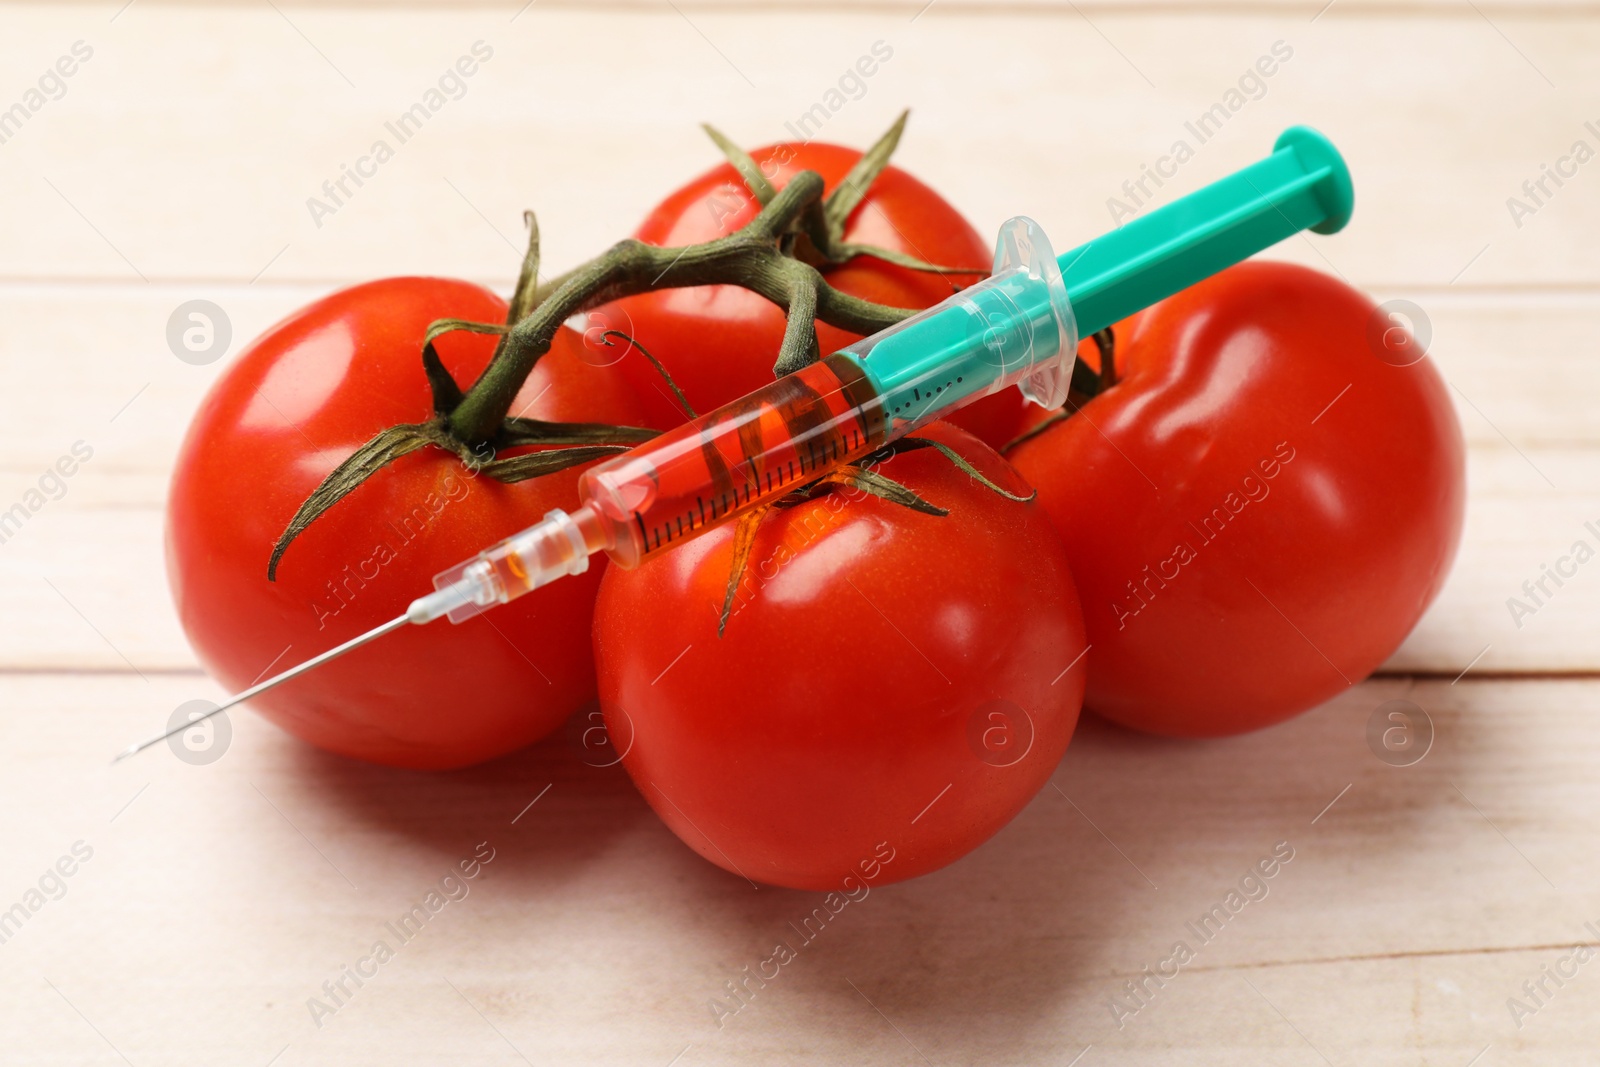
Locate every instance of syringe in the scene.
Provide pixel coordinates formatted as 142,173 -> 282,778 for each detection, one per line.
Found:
116,126 -> 1352,762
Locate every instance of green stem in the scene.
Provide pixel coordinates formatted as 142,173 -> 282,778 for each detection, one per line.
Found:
446,171 -> 922,446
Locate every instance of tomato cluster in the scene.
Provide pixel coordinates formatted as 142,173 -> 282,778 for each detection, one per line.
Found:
166,136 -> 1463,889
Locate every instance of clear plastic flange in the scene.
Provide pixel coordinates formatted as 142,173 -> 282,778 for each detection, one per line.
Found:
993,216 -> 1078,409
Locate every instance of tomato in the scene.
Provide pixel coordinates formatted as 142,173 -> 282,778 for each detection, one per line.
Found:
594,140 -> 1024,443
1008,262 -> 1465,737
167,277 -> 644,769
592,422 -> 1086,890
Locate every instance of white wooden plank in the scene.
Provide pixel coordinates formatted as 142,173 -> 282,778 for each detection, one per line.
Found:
0,6 -> 1594,288
0,280 -> 1591,672
0,445 -> 1584,672
34,1 -> 1600,9
1388,447 -> 1600,675
0,673 -> 1594,1064
0,285 -> 1591,482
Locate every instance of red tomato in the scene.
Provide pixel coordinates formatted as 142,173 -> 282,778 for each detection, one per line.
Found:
167,277 -> 644,769
593,140 -> 1024,442
592,423 -> 1087,890
1009,262 -> 1465,736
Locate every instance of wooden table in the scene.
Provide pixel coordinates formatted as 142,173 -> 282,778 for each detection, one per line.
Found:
2,2 -> 1596,1063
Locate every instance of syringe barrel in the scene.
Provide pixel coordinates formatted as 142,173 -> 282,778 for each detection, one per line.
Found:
580,353 -> 886,567
579,215 -> 1077,569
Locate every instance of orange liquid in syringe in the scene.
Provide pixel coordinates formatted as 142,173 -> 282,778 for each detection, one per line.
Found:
579,353 -> 888,568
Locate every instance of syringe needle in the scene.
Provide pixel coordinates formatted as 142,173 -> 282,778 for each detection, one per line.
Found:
112,613 -> 414,764
113,507 -> 584,764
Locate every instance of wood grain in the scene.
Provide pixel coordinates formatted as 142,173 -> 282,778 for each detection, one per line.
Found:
0,5 -> 1593,288
1,1 -> 1596,1063
1,674 -> 1596,1065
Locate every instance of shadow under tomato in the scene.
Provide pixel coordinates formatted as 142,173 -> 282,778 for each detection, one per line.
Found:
261,674 -> 1488,1059
275,700 -> 657,893
628,678 -> 1490,1059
